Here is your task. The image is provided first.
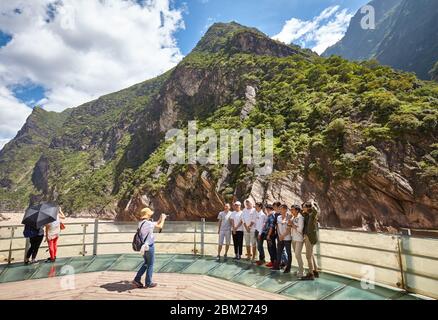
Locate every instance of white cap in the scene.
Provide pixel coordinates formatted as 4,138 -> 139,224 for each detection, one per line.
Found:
234,201 -> 242,206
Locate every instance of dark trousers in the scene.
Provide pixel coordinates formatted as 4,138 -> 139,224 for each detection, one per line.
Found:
26,236 -> 44,260
255,231 -> 265,261
276,240 -> 292,270
232,231 -> 244,257
267,237 -> 277,263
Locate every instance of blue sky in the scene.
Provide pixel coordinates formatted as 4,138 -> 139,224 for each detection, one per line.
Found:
173,0 -> 368,55
0,0 -> 369,150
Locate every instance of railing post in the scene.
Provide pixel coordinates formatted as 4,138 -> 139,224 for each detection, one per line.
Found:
193,223 -> 198,256
7,227 -> 16,265
93,219 -> 99,256
80,224 -> 88,256
201,218 -> 205,256
396,235 -> 408,292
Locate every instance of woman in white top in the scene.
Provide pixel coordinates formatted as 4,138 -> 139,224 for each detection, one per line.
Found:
254,202 -> 267,265
45,208 -> 65,263
289,205 -> 305,277
273,204 -> 292,273
242,199 -> 257,261
230,201 -> 244,260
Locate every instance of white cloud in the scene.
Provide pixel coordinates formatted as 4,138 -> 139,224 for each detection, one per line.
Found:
273,5 -> 353,55
0,0 -> 185,148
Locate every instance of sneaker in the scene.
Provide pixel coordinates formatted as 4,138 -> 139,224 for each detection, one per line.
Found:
233,256 -> 238,260
31,260 -> 38,264
45,258 -> 55,263
216,256 -> 220,262
224,254 -> 228,260
313,270 -> 320,278
148,283 -> 158,289
132,280 -> 144,288
24,259 -> 30,265
284,269 -> 291,274
265,262 -> 273,268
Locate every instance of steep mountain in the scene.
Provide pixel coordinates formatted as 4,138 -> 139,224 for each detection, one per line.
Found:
0,107 -> 71,210
0,22 -> 437,231
323,0 -> 438,81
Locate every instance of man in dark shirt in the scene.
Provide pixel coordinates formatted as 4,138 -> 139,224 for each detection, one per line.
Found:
265,202 -> 282,268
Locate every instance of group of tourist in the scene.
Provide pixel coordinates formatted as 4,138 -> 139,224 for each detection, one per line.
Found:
23,209 -> 65,264
217,199 -> 320,280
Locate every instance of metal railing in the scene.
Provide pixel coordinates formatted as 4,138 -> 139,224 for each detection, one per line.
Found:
0,219 -> 437,299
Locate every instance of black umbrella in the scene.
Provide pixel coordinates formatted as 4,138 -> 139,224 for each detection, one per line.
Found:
22,203 -> 59,229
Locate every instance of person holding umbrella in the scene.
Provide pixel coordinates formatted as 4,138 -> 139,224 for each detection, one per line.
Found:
22,203 -> 63,263
45,208 -> 65,263
23,224 -> 44,264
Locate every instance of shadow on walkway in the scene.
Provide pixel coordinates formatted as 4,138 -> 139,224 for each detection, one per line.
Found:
100,281 -> 136,293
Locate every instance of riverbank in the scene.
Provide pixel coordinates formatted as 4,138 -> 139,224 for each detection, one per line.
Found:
0,212 -> 104,226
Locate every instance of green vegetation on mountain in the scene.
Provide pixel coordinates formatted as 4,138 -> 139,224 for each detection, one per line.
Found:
0,22 -> 436,229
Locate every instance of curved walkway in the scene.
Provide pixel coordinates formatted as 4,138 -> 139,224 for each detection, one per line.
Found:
0,272 -> 288,300
0,254 -> 423,300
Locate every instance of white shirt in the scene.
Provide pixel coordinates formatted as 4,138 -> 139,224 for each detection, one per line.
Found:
242,208 -> 257,233
230,211 -> 243,231
217,211 -> 232,232
291,213 -> 304,242
47,217 -> 60,240
255,210 -> 267,233
138,220 -> 157,246
277,214 -> 292,241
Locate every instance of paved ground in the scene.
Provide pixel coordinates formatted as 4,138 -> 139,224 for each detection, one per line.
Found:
0,271 -> 289,300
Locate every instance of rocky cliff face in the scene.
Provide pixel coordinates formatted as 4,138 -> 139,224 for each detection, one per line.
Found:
323,0 -> 438,81
0,22 -> 437,231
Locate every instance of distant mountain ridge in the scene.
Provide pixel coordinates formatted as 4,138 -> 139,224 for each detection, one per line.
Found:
323,0 -> 438,80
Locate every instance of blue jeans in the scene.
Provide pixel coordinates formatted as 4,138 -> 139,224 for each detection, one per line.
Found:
134,245 -> 155,286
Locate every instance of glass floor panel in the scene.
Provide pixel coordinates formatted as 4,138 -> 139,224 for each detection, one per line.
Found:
109,255 -> 143,272
0,263 -> 40,283
153,254 -> 175,271
253,272 -> 298,293
159,255 -> 198,273
325,281 -> 402,300
182,257 -> 221,274
83,255 -> 121,273
208,261 -> 249,280
232,266 -> 274,287
64,256 -> 95,274
30,258 -> 71,279
281,277 -> 351,300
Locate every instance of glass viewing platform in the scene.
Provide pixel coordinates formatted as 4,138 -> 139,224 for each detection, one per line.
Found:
1,220 -> 437,300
